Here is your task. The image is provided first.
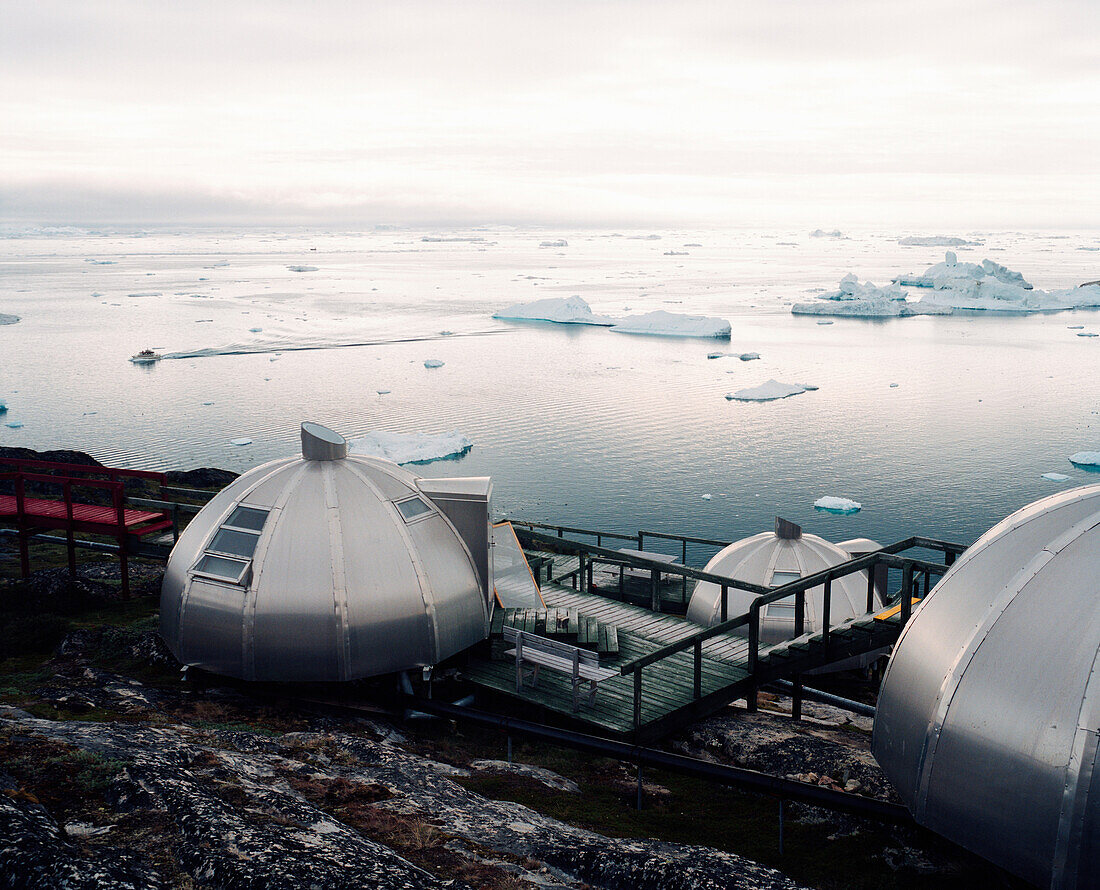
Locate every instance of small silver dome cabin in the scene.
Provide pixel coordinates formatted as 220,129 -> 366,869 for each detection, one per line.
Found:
686,518 -> 883,643
873,484 -> 1100,889
160,423 -> 492,682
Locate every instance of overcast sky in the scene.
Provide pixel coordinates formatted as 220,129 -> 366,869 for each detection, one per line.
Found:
3,0 -> 1098,229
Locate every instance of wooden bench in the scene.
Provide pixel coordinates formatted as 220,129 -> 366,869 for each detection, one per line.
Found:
504,626 -> 618,712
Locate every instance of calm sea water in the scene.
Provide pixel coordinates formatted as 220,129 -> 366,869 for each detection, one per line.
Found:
2,227 -> 1098,561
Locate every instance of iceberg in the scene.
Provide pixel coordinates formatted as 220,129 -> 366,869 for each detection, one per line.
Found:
1078,332 -> 1099,338
0,313 -> 18,325
814,496 -> 862,514
610,310 -> 731,339
349,430 -> 473,464
493,295 -> 617,326
809,229 -> 847,238
1042,473 -> 1071,482
539,239 -> 568,248
726,380 -> 813,401
701,494 -> 712,500
230,437 -> 252,446
0,401 -> 6,414
626,234 -> 661,240
423,359 -> 445,368
664,251 -> 689,256
898,236 -> 980,247
287,265 -> 318,272
1070,452 -> 1100,467
5,421 -> 23,429
791,275 -> 948,317
739,352 -> 760,361
249,327 -> 263,333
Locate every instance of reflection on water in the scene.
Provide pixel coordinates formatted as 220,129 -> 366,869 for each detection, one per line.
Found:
1,228 -> 1098,556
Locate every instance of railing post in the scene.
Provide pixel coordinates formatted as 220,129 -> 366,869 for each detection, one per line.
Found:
923,569 -> 930,600
681,539 -> 688,603
866,560 -> 877,613
15,475 -> 30,578
901,564 -> 914,624
576,552 -> 584,590
822,577 -> 832,646
794,589 -> 805,638
721,583 -> 728,623
637,531 -> 643,550
748,605 -> 759,675
633,667 -> 642,730
693,639 -> 702,699
650,569 -> 660,613
171,502 -> 180,543
63,480 -> 76,576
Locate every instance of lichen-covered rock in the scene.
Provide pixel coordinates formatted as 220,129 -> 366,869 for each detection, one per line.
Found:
0,715 -> 807,890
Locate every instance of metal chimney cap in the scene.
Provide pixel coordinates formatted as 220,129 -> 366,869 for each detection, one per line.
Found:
775,517 -> 802,540
301,422 -> 347,461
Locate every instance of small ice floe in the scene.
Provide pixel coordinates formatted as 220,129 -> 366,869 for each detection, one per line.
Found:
897,236 -> 980,247
1069,452 -> 1100,467
739,352 -> 760,361
126,292 -> 162,297
84,258 -> 116,264
1042,473 -> 1071,482
230,437 -> 252,446
349,430 -> 473,464
423,359 -> 445,368
611,310 -> 731,339
202,402 -> 214,406
707,352 -> 724,359
816,320 -> 834,325
493,295 -> 616,326
6,421 -> 24,429
810,229 -> 847,238
814,496 -> 862,514
626,234 -> 662,240
287,265 -> 319,272
539,239 -> 568,248
889,383 -> 900,388
701,493 -> 712,500
727,380 -> 813,401
376,389 -> 391,395
1067,325 -> 1084,329
0,401 -> 6,414
249,327 -> 262,332
269,356 -> 279,361
1078,332 -> 1098,338
438,330 -> 454,336
421,236 -> 486,243
664,250 -> 689,256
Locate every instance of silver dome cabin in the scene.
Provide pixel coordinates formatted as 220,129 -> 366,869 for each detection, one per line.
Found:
160,422 -> 492,682
873,484 -> 1100,889
686,518 -> 884,644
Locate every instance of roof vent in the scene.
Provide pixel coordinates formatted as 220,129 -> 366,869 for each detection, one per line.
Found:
775,517 -> 802,540
301,422 -> 347,461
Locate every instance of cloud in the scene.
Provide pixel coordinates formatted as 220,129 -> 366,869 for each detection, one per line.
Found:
2,0 -> 1098,227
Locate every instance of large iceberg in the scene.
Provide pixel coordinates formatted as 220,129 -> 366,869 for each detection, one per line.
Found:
898,236 -> 980,247
0,313 -> 19,325
610,310 -> 731,339
798,253 -> 1100,318
1069,452 -> 1100,467
791,274 -> 948,318
726,380 -> 813,401
493,295 -> 617,326
349,430 -> 473,464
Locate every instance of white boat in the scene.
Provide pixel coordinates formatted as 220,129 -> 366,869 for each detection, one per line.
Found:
129,349 -> 162,363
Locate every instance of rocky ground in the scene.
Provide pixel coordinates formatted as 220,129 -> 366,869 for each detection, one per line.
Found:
0,529 -> 1025,888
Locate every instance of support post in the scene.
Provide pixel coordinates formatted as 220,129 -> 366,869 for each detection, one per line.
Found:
720,584 -> 728,623
650,569 -> 660,613
633,667 -> 642,730
693,639 -> 702,699
778,799 -> 785,855
822,577 -> 832,645
866,561 -> 876,613
63,481 -> 76,576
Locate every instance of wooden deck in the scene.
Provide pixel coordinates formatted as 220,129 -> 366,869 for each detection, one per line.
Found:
463,580 -> 754,738
0,494 -> 169,533
463,578 -> 913,742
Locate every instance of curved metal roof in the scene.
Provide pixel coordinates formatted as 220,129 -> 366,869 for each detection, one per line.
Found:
686,523 -> 877,643
873,483 -> 1100,889
160,423 -> 489,681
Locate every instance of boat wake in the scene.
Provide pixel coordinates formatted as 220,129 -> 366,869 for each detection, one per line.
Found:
159,329 -> 504,360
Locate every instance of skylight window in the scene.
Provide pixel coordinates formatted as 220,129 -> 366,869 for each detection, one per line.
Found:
396,497 -> 433,522
770,571 -> 801,588
193,505 -> 270,585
